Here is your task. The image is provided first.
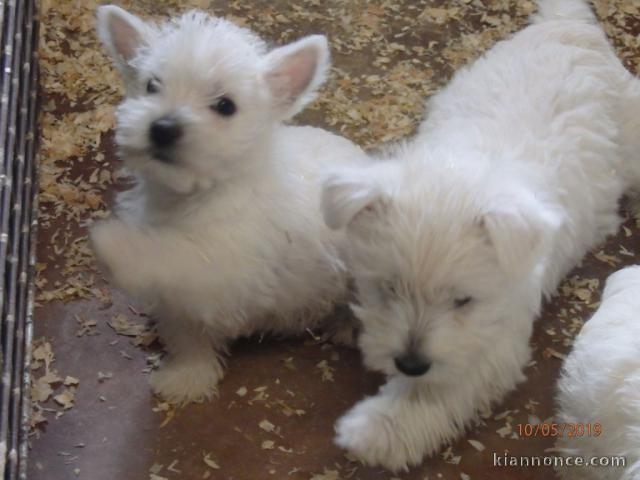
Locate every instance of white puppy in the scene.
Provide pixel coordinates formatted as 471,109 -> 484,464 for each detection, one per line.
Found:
91,6 -> 366,404
556,266 -> 640,480
321,0 -> 640,471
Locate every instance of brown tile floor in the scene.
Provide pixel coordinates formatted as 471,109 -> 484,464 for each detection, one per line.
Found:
29,1 -> 640,479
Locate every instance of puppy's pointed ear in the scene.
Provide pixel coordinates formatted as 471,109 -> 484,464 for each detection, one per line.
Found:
481,189 -> 563,278
96,5 -> 151,80
321,169 -> 387,231
262,35 -> 330,119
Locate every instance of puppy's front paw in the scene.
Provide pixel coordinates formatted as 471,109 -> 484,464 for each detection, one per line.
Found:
150,357 -> 223,405
335,400 -> 411,472
89,218 -> 137,279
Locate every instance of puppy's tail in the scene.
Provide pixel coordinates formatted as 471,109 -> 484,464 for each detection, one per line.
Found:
532,0 -> 596,24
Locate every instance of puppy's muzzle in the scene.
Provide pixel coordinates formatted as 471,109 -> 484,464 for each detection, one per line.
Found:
394,352 -> 431,377
150,115 -> 183,150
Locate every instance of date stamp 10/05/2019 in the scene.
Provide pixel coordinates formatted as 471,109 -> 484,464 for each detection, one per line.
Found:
517,422 -> 602,438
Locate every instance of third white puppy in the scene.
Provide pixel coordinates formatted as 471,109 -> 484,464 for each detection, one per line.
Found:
322,0 -> 640,470
556,265 -> 640,480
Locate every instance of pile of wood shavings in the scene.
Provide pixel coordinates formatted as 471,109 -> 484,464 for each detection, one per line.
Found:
34,0 -> 640,302
29,339 -> 80,436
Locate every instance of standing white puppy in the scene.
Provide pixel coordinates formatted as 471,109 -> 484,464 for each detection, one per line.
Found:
322,0 -> 640,470
556,266 -> 640,480
91,6 -> 366,404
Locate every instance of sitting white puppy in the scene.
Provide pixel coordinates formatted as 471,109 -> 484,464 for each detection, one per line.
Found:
321,0 -> 640,471
556,266 -> 640,480
91,6 -> 366,404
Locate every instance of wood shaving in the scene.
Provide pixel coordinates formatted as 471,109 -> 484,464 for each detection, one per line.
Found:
310,469 -> 341,480
64,376 -> 80,386
202,452 -> 220,470
594,250 -> 621,266
316,360 -> 335,382
259,419 -> 276,433
467,439 -> 485,452
543,347 -> 566,360
108,313 -> 146,337
53,389 -> 76,410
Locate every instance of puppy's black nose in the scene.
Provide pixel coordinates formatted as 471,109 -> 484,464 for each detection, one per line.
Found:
394,352 -> 431,377
150,116 -> 183,148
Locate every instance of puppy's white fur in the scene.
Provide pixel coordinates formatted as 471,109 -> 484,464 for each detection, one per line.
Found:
556,266 -> 640,480
91,6 -> 366,404
322,0 -> 640,470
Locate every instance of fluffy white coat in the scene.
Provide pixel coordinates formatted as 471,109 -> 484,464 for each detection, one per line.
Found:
322,0 -> 640,470
91,6 -> 367,404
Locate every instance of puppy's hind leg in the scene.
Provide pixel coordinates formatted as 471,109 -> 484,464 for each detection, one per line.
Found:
150,316 -> 225,405
321,304 -> 359,348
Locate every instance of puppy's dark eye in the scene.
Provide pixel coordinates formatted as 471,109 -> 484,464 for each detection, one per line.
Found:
211,97 -> 236,117
454,296 -> 473,309
147,78 -> 160,94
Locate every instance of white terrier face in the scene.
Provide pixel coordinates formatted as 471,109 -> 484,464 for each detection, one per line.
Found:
322,160 -> 562,385
97,6 -> 330,193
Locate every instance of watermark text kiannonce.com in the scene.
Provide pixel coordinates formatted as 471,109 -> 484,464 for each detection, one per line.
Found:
493,452 -> 626,468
